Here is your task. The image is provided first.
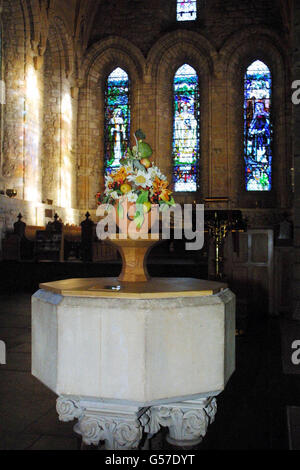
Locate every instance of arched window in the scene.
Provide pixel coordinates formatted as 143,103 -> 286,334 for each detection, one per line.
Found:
173,64 -> 200,192
104,67 -> 130,173
177,0 -> 197,21
244,60 -> 272,191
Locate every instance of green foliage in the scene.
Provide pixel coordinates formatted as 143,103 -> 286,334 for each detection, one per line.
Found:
127,148 -> 134,158
122,130 -> 153,163
159,196 -> 175,210
136,191 -> 149,205
134,210 -> 145,229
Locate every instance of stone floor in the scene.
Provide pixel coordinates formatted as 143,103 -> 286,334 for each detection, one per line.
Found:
0,292 -> 300,450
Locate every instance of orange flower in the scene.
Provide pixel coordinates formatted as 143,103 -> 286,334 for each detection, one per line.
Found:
153,176 -> 168,192
152,177 -> 172,202
160,187 -> 172,202
112,167 -> 128,185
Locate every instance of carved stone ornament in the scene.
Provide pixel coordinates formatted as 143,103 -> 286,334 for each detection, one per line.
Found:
56,396 -> 83,422
56,396 -> 149,450
78,414 -> 145,450
56,395 -> 217,449
145,397 -> 217,446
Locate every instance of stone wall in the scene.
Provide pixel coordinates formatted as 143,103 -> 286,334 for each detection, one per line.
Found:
0,1 -> 78,242
0,1 -> 294,239
1,0 -> 26,198
0,194 -> 80,255
41,21 -> 77,209
89,0 -> 284,55
78,22 -> 291,211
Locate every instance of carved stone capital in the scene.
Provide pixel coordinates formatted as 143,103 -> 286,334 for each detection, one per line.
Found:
56,396 -> 83,422
56,395 -> 217,448
77,409 -> 147,450
77,415 -> 104,447
146,397 -> 217,447
56,395 -> 148,450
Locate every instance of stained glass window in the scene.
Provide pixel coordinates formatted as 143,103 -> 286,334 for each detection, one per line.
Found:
173,64 -> 200,192
244,60 -> 272,191
104,67 -> 130,173
177,0 -> 197,21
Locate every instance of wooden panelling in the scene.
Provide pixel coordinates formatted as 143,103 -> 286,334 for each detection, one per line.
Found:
224,229 -> 274,315
232,233 -> 248,264
274,246 -> 293,314
251,233 -> 269,263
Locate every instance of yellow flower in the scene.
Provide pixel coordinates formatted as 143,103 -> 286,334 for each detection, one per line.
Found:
135,174 -> 147,185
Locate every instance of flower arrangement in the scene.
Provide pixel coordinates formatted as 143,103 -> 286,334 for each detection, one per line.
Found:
97,129 -> 175,229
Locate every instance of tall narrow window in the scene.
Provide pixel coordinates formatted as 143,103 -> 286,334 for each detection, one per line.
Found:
177,0 -> 197,21
104,67 -> 130,173
173,64 -> 200,192
244,60 -> 272,191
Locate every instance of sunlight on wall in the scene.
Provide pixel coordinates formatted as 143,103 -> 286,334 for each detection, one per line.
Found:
24,65 -> 41,203
26,66 -> 40,103
60,154 -> 71,207
27,202 -> 38,225
58,92 -> 73,209
63,207 -> 77,225
62,93 -> 72,124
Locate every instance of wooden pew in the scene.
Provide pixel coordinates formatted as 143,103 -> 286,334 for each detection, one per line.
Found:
2,213 -> 118,262
2,214 -> 44,261
80,212 -> 118,262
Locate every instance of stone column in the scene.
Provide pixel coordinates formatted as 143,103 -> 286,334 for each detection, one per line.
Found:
210,68 -> 228,199
1,2 -> 26,198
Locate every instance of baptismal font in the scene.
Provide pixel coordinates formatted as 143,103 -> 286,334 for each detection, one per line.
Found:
31,131 -> 236,451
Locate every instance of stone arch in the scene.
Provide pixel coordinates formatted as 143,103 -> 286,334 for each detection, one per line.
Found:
22,0 -> 50,55
78,37 -> 145,210
221,26 -> 291,208
22,0 -> 39,51
147,31 -> 216,199
50,16 -> 74,79
147,30 -> 216,79
80,36 -> 145,83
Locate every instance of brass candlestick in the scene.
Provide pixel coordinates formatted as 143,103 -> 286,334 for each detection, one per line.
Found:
205,204 -> 247,281
206,212 -> 229,280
